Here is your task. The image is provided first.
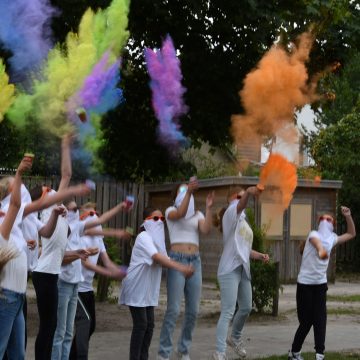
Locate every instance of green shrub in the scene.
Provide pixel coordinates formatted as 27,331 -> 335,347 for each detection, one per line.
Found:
246,208 -> 280,314
251,261 -> 279,314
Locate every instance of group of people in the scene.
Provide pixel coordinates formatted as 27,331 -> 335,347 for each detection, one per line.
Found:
0,135 -> 132,360
0,137 -> 356,360
120,177 -> 356,360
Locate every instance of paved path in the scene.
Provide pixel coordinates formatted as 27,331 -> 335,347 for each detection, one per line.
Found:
26,282 -> 360,359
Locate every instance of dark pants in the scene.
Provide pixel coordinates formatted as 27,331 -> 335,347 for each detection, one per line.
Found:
32,271 -> 59,360
129,306 -> 155,360
291,282 -> 328,354
69,291 -> 96,360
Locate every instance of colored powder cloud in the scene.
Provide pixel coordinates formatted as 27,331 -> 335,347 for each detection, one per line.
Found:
67,51 -> 124,159
0,0 -> 58,83
0,60 -> 15,122
7,0 -> 129,137
145,35 -> 188,153
231,32 -> 316,147
259,153 -> 298,211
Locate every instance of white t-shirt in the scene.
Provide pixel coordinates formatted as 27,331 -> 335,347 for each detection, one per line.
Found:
297,230 -> 338,285
34,216 -> 69,274
0,234 -> 28,293
78,215 -> 106,293
22,214 -> 44,271
0,198 -> 27,253
59,220 -> 86,284
165,206 -> 204,246
218,202 -> 253,278
119,231 -> 162,307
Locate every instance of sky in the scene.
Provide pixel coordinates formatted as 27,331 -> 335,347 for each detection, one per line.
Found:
260,104 -> 318,163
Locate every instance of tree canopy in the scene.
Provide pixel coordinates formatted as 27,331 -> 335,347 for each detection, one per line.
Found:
0,0 -> 359,180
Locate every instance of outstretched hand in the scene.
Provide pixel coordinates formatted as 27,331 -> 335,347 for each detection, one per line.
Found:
18,158 -> 32,175
187,177 -> 199,193
341,206 -> 351,217
206,191 -> 215,209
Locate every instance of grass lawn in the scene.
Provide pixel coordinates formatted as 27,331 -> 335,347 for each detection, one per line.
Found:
254,352 -> 360,359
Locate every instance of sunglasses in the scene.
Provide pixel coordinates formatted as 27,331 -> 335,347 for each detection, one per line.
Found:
319,216 -> 334,223
80,210 -> 98,220
68,207 -> 79,213
146,215 -> 165,222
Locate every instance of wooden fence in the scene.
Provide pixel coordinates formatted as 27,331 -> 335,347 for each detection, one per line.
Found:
0,174 -> 347,282
0,174 -> 144,266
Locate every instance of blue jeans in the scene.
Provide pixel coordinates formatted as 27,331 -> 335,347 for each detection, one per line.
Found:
158,252 -> 202,357
52,280 -> 78,360
216,265 -> 252,353
0,288 -> 25,359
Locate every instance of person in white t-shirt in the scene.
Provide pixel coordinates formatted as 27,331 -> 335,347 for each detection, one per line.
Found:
158,178 -> 214,360
212,186 -> 269,360
288,206 -> 356,360
52,198 -> 132,360
121,207 -> 194,360
0,158 -> 32,359
25,134 -> 93,360
70,202 -> 131,360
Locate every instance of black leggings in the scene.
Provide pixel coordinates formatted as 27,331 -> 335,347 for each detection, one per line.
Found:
70,291 -> 96,360
129,306 -> 155,360
291,282 -> 328,354
32,271 -> 59,360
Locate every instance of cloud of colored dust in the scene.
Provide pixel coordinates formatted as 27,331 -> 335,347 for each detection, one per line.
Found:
258,153 -> 297,211
145,35 -> 189,154
7,0 -> 129,137
0,60 -> 15,122
231,32 -> 316,147
0,0 -> 58,83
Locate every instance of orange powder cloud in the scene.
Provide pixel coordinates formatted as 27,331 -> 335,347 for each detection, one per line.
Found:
258,153 -> 297,211
231,32 -> 317,145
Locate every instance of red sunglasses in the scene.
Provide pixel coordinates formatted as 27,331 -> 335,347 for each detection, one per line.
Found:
146,215 -> 165,222
319,216 -> 334,224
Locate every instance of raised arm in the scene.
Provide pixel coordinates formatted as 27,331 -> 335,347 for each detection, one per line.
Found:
167,178 -> 198,220
58,134 -> 72,191
83,202 -> 128,231
23,183 -> 90,217
1,158 -> 32,240
198,191 -> 215,234
38,206 -> 66,238
337,206 -> 356,245
237,186 -> 261,214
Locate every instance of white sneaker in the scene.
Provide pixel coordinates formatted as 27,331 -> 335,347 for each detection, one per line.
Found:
315,354 -> 325,360
211,351 -> 227,360
288,350 -> 304,360
177,352 -> 191,360
157,355 -> 169,360
226,334 -> 246,358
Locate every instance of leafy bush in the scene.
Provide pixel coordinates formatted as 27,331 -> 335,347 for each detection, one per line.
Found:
251,261 -> 279,314
246,208 -> 280,314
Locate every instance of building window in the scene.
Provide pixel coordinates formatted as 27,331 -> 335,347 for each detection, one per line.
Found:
261,203 -> 283,237
290,203 -> 312,237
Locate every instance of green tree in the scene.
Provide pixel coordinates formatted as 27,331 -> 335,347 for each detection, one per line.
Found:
101,0 -> 359,180
307,52 -> 360,269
